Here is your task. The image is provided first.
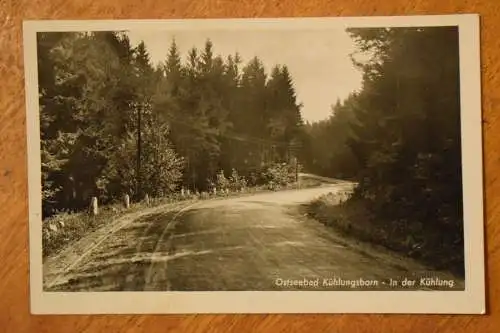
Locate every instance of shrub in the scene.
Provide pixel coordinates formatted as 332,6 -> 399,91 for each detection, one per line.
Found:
214,169 -> 248,192
229,168 -> 247,191
263,162 -> 295,190
215,170 -> 230,191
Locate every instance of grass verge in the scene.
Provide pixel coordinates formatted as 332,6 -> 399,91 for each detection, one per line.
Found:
305,193 -> 465,277
42,200 -> 157,258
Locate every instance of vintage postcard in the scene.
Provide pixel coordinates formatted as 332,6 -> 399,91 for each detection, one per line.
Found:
23,14 -> 485,314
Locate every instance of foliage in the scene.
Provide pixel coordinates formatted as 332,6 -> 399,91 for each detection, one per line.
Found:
215,170 -> 230,190
263,162 -> 296,190
303,26 -> 464,274
38,33 -> 304,218
228,168 -> 248,191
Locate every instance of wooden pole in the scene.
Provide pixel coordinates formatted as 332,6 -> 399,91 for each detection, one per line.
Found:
136,102 -> 142,200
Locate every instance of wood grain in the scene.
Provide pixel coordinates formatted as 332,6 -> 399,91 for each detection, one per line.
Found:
0,0 -> 498,332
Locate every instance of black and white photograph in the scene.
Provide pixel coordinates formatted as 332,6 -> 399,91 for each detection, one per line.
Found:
24,15 -> 485,314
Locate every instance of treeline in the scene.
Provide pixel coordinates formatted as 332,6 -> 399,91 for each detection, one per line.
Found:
304,27 -> 464,271
38,32 -> 304,217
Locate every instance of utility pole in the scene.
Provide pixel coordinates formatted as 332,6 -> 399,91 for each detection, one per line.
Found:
136,101 -> 142,200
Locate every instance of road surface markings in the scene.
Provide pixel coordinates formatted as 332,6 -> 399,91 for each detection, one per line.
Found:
44,202 -> 187,289
132,200 -> 198,258
144,201 -> 202,291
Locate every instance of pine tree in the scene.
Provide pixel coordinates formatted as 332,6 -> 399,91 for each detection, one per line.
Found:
265,65 -> 303,161
234,56 -> 268,173
38,33 -> 305,215
344,27 -> 463,253
219,53 -> 241,173
38,32 -> 185,214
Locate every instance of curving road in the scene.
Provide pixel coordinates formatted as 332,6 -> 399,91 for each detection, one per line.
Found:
43,180 -> 463,292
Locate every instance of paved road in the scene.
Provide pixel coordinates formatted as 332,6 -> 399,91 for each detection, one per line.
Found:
43,181 -> 463,292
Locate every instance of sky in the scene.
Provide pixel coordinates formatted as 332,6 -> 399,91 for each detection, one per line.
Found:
126,29 -> 363,123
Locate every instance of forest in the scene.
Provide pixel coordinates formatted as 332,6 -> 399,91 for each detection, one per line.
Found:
38,26 -> 465,273
38,31 -> 305,217
304,26 -> 464,274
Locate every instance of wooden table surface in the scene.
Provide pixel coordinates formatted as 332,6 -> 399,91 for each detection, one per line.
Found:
1,1 -> 498,332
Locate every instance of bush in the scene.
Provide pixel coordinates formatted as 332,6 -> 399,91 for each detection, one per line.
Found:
263,162 -> 296,190
215,170 -> 230,191
214,169 -> 248,192
229,168 -> 247,191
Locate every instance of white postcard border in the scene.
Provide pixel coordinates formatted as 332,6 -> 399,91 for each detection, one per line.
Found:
23,14 -> 485,314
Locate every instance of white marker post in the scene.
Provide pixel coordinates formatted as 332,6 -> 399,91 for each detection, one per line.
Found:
90,197 -> 98,216
124,194 -> 130,209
